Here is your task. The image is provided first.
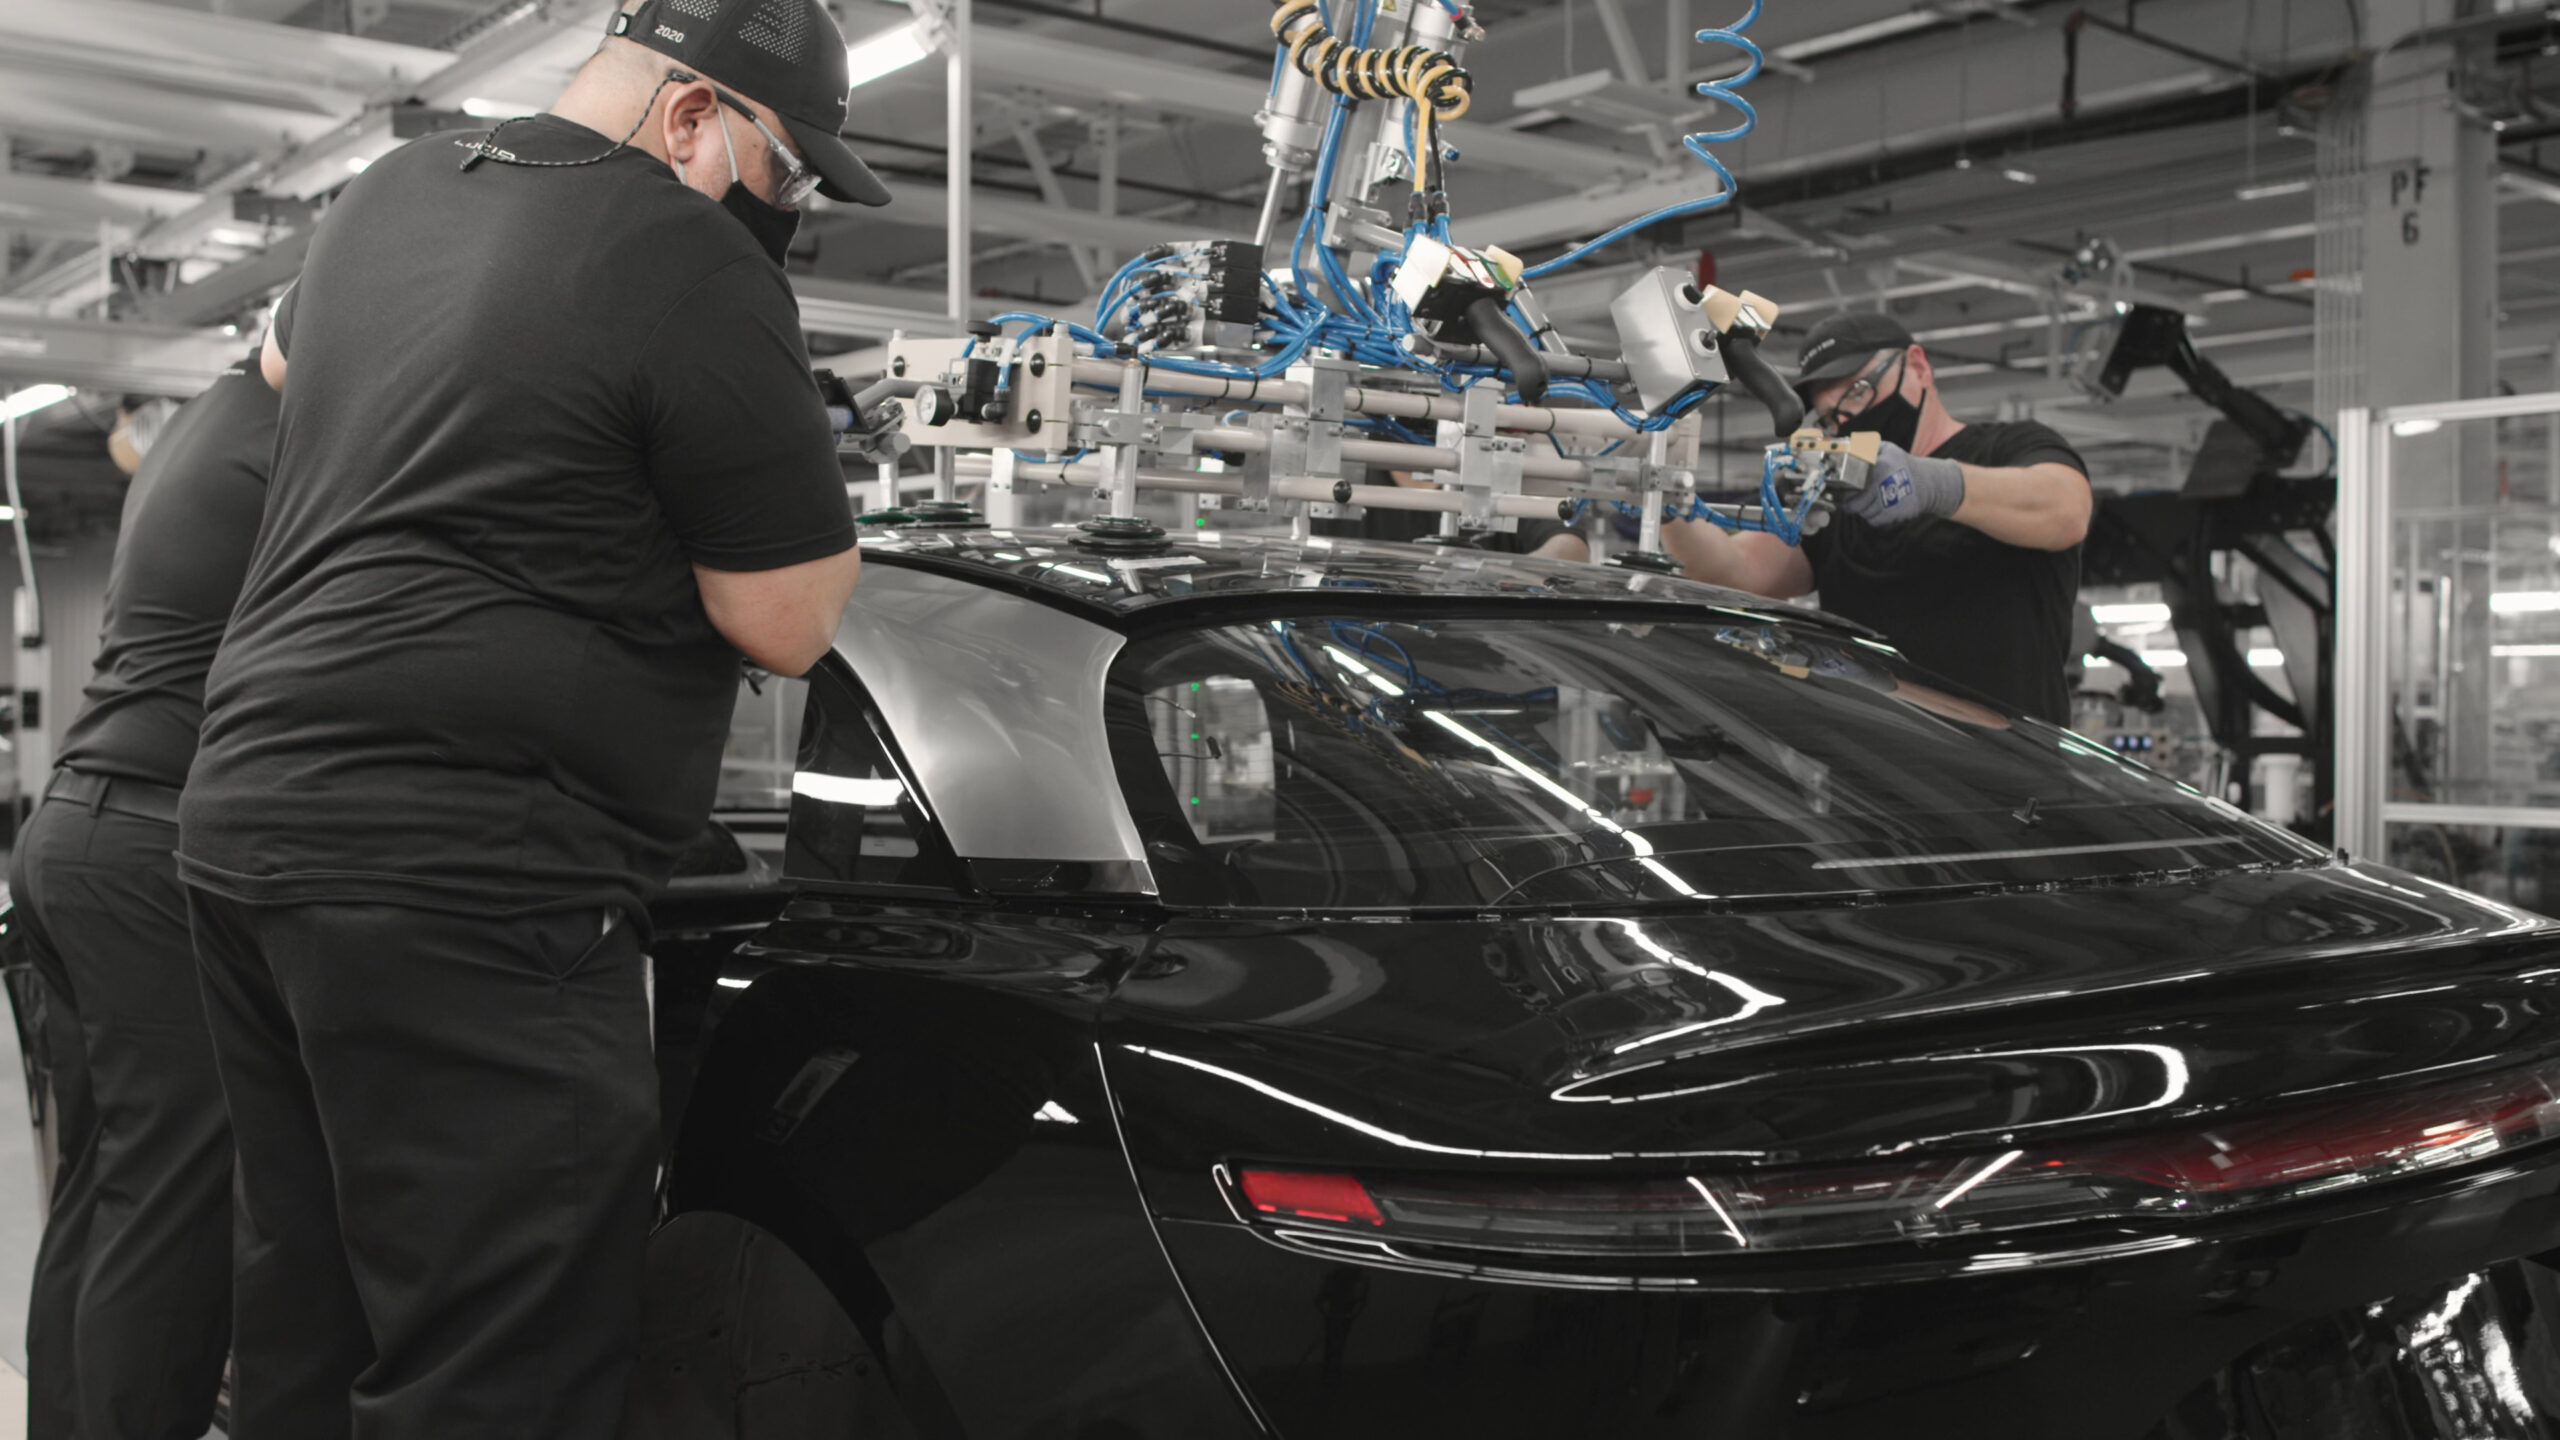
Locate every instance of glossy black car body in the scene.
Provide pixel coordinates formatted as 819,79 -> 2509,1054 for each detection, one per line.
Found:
20,525 -> 2560,1439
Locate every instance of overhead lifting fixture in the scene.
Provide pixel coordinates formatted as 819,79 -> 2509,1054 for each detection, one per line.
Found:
838,0 -> 1884,563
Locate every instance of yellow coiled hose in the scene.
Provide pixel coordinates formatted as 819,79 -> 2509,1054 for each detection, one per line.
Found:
1269,0 -> 1471,197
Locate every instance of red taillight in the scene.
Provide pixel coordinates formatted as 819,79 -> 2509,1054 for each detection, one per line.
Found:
2064,1081 -> 2559,1195
1239,1169 -> 1385,1226
1224,1058 -> 2560,1260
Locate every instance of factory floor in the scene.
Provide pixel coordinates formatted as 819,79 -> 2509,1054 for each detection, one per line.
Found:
0,989 -> 227,1439
0,1005 -> 45,1440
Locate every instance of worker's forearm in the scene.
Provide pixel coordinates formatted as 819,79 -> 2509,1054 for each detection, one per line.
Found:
1947,462 -> 2092,551
1662,519 -> 1813,597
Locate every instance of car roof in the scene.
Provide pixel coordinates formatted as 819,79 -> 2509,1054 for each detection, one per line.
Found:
857,523 -> 1881,637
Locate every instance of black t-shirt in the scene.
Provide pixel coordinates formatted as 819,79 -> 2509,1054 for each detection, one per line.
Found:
1800,420 -> 2089,724
1315,500 -> 1572,553
56,360 -> 275,791
179,116 -> 856,919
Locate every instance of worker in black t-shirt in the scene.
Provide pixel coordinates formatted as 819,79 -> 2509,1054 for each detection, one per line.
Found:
1663,312 -> 2093,722
174,1 -> 882,1431
11,356 -> 272,1440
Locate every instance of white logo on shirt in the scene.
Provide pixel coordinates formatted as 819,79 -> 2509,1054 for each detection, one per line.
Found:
655,23 -> 685,41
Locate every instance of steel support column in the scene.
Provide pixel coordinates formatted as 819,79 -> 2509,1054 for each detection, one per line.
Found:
2335,405 -> 2385,860
2359,3 -> 2501,824
945,0 -> 973,324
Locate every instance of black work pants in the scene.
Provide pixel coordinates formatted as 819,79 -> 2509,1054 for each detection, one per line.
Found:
14,794 -> 232,1440
187,891 -> 657,1440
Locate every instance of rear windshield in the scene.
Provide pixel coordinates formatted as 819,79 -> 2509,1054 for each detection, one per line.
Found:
1110,613 -> 2322,911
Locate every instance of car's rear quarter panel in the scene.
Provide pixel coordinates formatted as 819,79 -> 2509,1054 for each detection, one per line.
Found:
1098,868 -> 2560,1436
1144,1168 -> 2560,1438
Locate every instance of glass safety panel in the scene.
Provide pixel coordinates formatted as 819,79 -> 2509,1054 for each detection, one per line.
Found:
2385,410 -> 2560,817
2384,821 -> 2560,910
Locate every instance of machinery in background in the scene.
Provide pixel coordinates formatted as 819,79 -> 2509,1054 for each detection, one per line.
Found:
2071,290 -> 2335,838
831,0 -> 1882,565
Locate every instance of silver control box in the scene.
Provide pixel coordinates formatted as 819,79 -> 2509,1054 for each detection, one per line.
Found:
1609,266 -> 1731,412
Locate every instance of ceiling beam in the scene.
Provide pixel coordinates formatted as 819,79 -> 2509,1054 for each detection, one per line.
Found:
0,308 -> 239,395
0,0 -> 448,97
1458,52 -> 2331,259
257,5 -> 612,198
792,276 -> 972,339
866,180 -> 1245,252
0,0 -> 449,153
964,27 -> 1655,182
134,230 -> 314,327
0,172 -> 204,242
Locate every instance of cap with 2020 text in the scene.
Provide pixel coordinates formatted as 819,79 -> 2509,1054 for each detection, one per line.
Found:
611,0 -> 892,207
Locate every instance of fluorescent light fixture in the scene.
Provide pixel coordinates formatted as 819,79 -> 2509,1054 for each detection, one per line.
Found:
2091,602 -> 2172,626
1771,10 -> 1938,61
2391,417 -> 2443,437
2492,591 -> 2560,614
0,507 -> 19,523
0,385 -> 72,426
2001,168 -> 2037,185
846,21 -> 933,87
2140,650 -> 2189,668
2235,178 -> 2311,201
790,772 -> 905,805
460,97 -> 539,119
347,155 -> 375,174
2247,647 -> 2285,668
2496,644 -> 2560,657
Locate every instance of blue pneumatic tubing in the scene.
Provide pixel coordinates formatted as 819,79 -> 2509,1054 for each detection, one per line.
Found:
1520,0 -> 1764,281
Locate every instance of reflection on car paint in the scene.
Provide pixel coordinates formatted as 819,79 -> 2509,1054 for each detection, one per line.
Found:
268,531 -> 2560,1437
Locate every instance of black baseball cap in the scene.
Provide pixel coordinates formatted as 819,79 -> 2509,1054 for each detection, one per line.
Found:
1793,312 -> 1916,399
610,0 -> 892,207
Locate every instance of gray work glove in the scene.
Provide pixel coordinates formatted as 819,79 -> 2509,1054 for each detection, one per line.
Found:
1842,441 -> 1965,527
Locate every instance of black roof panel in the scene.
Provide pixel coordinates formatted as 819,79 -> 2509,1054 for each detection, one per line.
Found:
856,524 -> 1881,637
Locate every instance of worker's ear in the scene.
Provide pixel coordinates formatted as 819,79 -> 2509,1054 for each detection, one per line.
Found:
660,80 -> 724,192
1902,343 -> 1935,395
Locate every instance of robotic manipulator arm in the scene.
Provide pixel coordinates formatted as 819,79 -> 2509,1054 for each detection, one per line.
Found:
848,0 -> 1872,559
2092,304 -> 2312,474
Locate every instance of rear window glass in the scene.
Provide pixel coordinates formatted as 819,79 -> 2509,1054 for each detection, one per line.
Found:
1112,614 -> 2321,911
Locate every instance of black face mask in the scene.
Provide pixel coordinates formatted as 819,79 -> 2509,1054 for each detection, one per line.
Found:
1849,352 -> 1926,451
720,183 -> 799,268
1859,387 -> 1924,452
697,106 -> 800,268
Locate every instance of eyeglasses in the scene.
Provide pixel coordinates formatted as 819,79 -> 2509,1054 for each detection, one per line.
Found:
667,73 -> 820,210
712,89 -> 821,210
1817,349 -> 1905,436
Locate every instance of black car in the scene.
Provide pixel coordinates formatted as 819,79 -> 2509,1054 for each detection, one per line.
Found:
19,525 -> 2560,1439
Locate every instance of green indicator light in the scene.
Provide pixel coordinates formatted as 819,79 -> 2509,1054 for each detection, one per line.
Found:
1190,731 -> 1200,739
1190,682 -> 1200,692
1189,796 -> 1202,805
